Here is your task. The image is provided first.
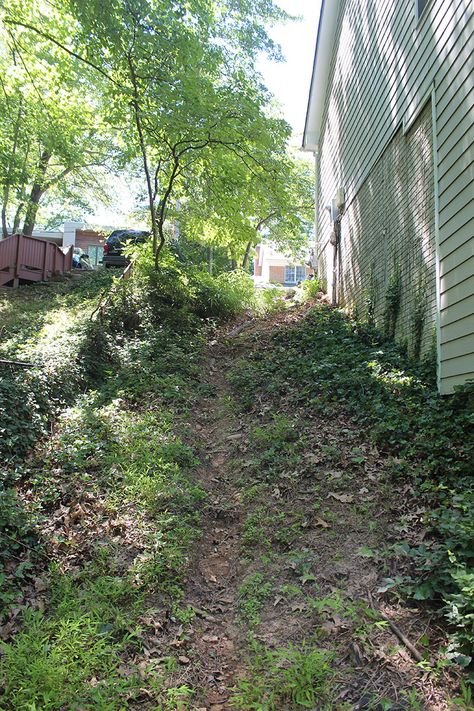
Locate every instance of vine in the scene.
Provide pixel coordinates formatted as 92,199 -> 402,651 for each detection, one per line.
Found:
364,262 -> 378,327
383,260 -> 402,340
411,274 -> 427,361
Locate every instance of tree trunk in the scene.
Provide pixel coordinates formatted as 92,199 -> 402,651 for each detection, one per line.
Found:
12,203 -> 24,234
241,240 -> 253,269
2,99 -> 24,239
22,150 -> 51,237
1,191 -> 9,239
208,245 -> 213,275
128,55 -> 160,263
155,157 -> 179,269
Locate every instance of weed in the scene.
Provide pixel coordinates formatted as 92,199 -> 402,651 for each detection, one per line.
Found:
451,680 -> 473,709
231,638 -> 334,709
242,508 -> 273,551
238,573 -> 273,626
400,687 -> 423,710
0,568 -> 145,709
383,261 -> 402,340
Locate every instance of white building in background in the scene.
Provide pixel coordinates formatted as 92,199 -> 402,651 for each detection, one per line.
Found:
253,243 -> 313,285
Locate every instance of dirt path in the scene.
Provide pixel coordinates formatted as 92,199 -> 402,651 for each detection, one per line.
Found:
168,309 -> 460,710
178,348 -> 246,709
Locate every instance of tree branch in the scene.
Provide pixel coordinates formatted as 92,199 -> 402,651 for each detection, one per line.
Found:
3,19 -> 123,89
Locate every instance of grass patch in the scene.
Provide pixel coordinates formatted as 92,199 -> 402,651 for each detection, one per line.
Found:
238,573 -> 273,626
231,638 -> 334,710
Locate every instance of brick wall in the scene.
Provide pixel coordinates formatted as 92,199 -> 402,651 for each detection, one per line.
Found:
269,265 -> 285,283
338,102 -> 437,356
75,229 -> 105,249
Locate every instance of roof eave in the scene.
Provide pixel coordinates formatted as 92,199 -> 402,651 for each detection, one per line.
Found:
302,0 -> 342,152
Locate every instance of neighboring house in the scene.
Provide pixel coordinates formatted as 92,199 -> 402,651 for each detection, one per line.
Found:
254,244 -> 312,285
5,222 -> 106,266
303,0 -> 473,394
74,228 -> 106,267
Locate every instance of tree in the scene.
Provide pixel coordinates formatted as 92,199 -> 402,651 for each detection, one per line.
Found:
177,147 -> 314,268
0,12 -> 117,237
3,0 -> 297,263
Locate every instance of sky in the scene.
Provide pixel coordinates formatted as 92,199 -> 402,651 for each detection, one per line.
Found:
87,0 -> 322,227
258,0 -> 322,142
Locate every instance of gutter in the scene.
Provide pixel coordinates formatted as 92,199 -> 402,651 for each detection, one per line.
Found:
302,0 -> 342,152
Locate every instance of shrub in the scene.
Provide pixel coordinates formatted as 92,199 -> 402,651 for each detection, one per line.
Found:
299,276 -> 322,302
192,269 -> 256,320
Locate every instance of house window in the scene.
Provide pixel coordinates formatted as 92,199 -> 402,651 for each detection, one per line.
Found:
284,265 -> 306,284
86,245 -> 104,266
417,0 -> 429,19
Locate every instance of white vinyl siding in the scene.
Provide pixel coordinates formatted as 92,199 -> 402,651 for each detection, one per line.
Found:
312,0 -> 474,393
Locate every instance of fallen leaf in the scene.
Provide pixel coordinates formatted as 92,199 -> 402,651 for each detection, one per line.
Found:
303,452 -> 323,464
314,518 -> 331,529
34,577 -> 47,592
328,492 -> 354,503
291,603 -> 308,612
178,655 -> 191,664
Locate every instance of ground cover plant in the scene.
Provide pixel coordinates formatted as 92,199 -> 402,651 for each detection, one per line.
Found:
0,262 -> 282,708
229,304 -> 474,670
2,268 -> 472,708
0,271 -> 115,462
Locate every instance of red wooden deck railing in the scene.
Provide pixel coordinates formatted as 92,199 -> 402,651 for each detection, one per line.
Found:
0,234 -> 73,288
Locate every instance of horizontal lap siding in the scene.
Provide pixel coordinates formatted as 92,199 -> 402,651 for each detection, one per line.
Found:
436,6 -> 474,391
338,104 -> 437,356
316,0 -> 474,392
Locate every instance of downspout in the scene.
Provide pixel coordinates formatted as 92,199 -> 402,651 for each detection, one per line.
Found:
314,147 -> 319,253
331,217 -> 341,305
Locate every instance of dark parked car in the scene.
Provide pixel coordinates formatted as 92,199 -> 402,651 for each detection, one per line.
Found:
102,229 -> 150,268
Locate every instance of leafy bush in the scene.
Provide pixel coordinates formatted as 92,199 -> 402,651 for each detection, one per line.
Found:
192,269 -> 256,320
255,285 -> 286,314
124,245 -> 258,322
299,276 -> 322,302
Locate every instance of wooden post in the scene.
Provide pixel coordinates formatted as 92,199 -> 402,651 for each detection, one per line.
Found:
13,234 -> 21,288
42,240 -> 48,280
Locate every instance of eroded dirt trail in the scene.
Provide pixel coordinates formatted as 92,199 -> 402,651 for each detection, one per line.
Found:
173,309 -> 459,710
178,346 -> 247,710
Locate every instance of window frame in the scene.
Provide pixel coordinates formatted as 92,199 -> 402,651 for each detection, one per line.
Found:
284,264 -> 306,284
284,265 -> 296,283
295,265 -> 306,282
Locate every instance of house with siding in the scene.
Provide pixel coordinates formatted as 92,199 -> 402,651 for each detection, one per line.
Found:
303,0 -> 473,394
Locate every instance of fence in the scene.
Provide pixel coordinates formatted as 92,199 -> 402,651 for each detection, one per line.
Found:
90,261 -> 134,321
0,233 -> 73,288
